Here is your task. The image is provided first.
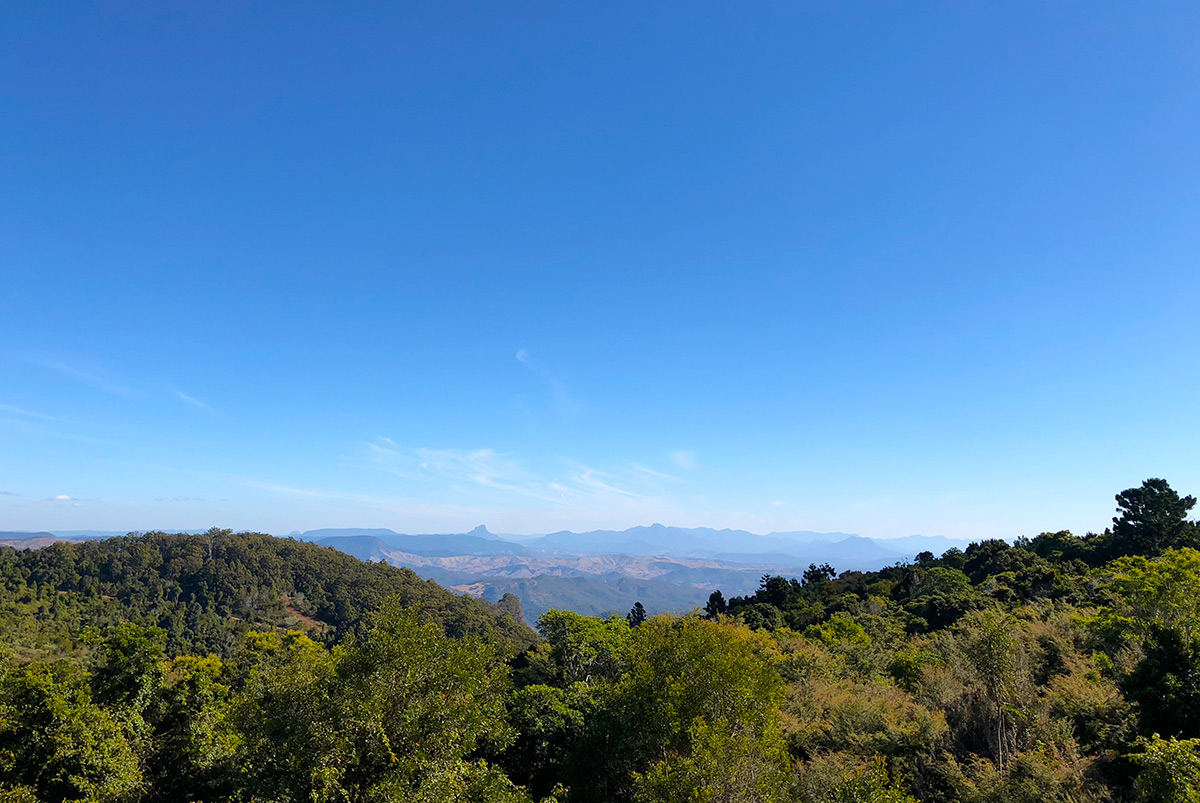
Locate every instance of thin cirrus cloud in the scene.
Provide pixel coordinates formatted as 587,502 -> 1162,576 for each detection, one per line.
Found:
33,358 -> 138,397
154,496 -> 220,503
368,441 -> 562,503
22,357 -> 211,411
0,413 -> 110,445
242,478 -> 505,519
669,451 -> 696,470
240,442 -> 749,533
242,441 -> 690,530
245,480 -> 358,500
173,389 -> 214,412
629,463 -> 683,482
515,348 -> 582,417
366,439 -> 662,506
0,403 -> 66,422
569,468 -> 641,498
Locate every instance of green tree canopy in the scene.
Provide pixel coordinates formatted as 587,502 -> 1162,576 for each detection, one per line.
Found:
1111,478 -> 1197,557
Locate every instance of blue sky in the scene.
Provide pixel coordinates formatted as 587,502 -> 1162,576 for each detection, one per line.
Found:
2,2 -> 1198,539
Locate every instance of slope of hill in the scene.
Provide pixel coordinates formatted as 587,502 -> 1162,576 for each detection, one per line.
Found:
0,532 -> 65,549
0,530 -> 535,660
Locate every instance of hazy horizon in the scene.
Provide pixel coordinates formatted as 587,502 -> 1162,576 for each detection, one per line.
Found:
0,516 -> 1088,547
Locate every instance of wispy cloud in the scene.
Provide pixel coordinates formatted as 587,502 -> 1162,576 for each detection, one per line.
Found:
245,440 -> 709,533
514,348 -> 582,417
0,415 -> 108,444
366,440 -> 661,505
16,493 -> 86,507
669,450 -> 696,470
243,478 -> 471,518
570,467 -> 641,498
771,500 -> 788,507
630,463 -> 683,482
33,359 -> 137,397
245,480 -> 342,499
369,441 -> 562,503
0,403 -> 66,422
173,390 -> 213,412
0,491 -> 19,497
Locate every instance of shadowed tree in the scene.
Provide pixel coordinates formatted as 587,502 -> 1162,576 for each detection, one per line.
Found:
1111,478 -> 1197,557
704,590 -> 727,620
802,563 -> 837,588
496,593 -> 525,626
965,610 -> 1019,770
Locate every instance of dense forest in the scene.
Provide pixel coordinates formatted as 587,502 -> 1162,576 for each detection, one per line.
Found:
3,478 -> 1200,802
0,530 -> 535,662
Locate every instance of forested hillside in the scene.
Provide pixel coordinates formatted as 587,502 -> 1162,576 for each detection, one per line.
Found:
0,529 -> 536,661
4,479 -> 1200,802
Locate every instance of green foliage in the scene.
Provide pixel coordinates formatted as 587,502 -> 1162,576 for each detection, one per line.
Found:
84,623 -> 166,712
1131,735 -> 1200,802
564,616 -> 788,803
497,592 -> 526,625
948,748 -> 1101,803
234,599 -> 526,803
500,684 -> 589,799
963,610 -> 1020,765
3,479 -> 1200,802
703,590 -> 726,620
144,653 -> 238,801
1110,478 -> 1198,558
1124,625 -> 1200,738
792,756 -> 917,803
632,717 -> 789,803
0,661 -> 141,802
617,616 -> 784,750
805,612 -> 872,649
1103,548 -> 1200,641
537,609 -> 631,685
0,530 -> 536,661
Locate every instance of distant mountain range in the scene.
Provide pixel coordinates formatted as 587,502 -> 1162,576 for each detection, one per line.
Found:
288,524 -> 969,566
0,525 -> 973,623
295,526 -> 528,557
521,524 -> 861,556
289,525 -> 973,622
